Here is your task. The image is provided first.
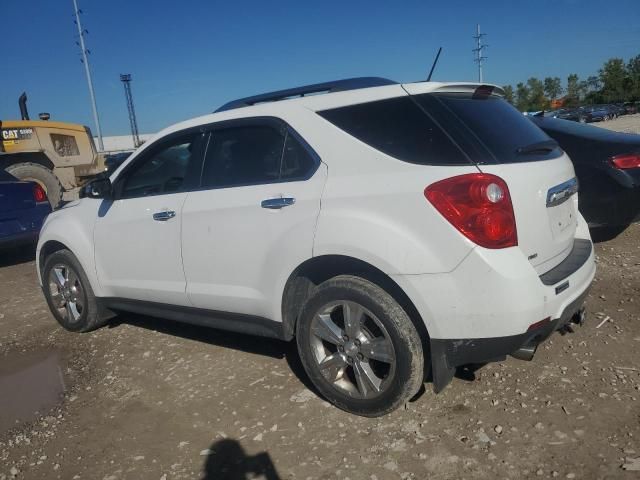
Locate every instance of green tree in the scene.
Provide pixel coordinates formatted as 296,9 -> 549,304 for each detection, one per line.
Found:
527,77 -> 548,111
599,58 -> 627,102
502,85 -> 514,104
515,82 -> 530,111
543,77 -> 563,100
626,54 -> 640,100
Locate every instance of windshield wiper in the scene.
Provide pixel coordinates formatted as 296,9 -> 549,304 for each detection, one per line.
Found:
515,140 -> 559,155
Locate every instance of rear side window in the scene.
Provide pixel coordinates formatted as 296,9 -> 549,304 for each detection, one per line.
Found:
202,126 -> 284,188
201,123 -> 318,188
0,170 -> 17,181
280,132 -> 317,181
318,97 -> 469,165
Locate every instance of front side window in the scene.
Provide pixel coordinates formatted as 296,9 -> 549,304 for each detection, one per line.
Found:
201,123 -> 316,189
120,133 -> 198,198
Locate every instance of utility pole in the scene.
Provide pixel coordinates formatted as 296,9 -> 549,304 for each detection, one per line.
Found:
120,74 -> 141,148
72,0 -> 104,151
472,24 -> 488,83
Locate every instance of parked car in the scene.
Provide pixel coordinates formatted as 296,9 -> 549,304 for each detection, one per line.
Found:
36,78 -> 595,416
0,170 -> 51,249
622,102 -> 638,115
545,108 -> 587,123
580,105 -> 611,122
531,115 -> 640,228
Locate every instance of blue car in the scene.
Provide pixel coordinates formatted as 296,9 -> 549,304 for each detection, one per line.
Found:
0,170 -> 51,248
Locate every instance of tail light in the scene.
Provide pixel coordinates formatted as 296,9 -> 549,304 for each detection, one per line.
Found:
425,173 -> 517,249
610,153 -> 640,170
33,184 -> 48,203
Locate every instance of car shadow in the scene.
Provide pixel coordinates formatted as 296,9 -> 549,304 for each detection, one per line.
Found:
0,244 -> 36,268
109,313 -> 326,399
109,313 -> 289,360
201,438 -> 281,479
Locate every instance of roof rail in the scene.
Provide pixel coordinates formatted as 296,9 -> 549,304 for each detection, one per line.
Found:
215,77 -> 397,112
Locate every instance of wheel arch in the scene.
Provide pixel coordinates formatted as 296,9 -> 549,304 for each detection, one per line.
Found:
36,214 -> 100,296
280,255 -> 429,345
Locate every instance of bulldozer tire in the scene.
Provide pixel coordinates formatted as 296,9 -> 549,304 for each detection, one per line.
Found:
6,162 -> 63,209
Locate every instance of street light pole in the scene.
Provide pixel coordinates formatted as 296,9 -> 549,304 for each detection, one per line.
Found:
72,0 -> 104,151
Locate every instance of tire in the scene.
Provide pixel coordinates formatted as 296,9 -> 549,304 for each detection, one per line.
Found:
296,275 -> 424,417
42,249 -> 106,332
6,162 -> 63,209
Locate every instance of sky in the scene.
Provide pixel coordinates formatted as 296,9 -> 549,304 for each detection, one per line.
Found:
1,0 -> 639,137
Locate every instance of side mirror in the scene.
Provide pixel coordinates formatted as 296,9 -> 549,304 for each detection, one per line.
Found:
81,177 -> 112,199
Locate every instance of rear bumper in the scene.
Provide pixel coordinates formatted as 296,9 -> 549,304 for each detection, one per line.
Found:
430,286 -> 589,391
391,222 -> 596,392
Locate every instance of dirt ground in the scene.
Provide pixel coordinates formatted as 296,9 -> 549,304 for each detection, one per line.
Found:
1,116 -> 640,479
0,222 -> 638,480
594,113 -> 640,134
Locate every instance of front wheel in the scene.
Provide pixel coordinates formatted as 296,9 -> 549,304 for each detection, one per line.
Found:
296,275 -> 424,417
42,249 -> 106,332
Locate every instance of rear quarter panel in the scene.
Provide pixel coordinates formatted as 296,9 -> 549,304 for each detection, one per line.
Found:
295,113 -> 478,275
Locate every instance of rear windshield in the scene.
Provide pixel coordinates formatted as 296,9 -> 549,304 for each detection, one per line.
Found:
318,92 -> 561,165
0,170 -> 17,181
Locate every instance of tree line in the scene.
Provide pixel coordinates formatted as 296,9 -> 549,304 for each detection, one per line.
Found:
502,53 -> 640,112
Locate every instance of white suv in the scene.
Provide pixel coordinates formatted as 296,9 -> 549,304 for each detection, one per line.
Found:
37,78 -> 595,416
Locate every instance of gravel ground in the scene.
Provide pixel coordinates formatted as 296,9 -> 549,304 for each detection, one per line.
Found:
0,222 -> 639,480
594,113 -> 640,134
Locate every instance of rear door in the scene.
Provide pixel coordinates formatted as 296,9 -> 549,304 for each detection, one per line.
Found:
404,84 -> 579,274
181,118 -> 326,319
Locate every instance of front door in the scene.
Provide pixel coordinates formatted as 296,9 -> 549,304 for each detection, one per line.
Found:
94,130 -> 205,305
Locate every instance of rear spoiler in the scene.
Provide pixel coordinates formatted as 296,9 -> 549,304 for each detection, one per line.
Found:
430,83 -> 505,98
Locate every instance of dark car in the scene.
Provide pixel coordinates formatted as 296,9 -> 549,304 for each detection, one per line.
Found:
550,108 -> 587,123
580,105 -> 611,122
530,116 -> 640,229
0,170 -> 51,249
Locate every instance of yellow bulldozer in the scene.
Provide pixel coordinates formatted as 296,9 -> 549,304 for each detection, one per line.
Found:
0,92 -> 107,208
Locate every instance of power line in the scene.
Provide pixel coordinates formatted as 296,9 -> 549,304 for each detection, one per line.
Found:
72,0 -> 104,151
472,24 -> 488,83
120,74 -> 141,148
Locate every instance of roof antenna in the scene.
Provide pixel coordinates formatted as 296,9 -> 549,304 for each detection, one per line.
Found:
426,47 -> 442,82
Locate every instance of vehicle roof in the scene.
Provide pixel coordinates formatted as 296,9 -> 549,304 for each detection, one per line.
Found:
110,79 -> 504,180
155,80 -> 504,139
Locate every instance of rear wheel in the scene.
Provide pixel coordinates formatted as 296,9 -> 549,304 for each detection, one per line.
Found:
296,275 -> 424,417
42,249 -> 106,332
6,162 -> 63,209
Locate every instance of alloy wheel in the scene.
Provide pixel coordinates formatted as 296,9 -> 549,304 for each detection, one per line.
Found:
48,264 -> 85,323
309,300 -> 396,399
